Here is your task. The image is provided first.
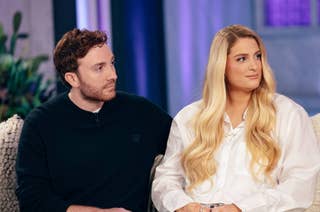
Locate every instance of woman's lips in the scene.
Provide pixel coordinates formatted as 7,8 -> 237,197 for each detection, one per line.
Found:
246,74 -> 259,79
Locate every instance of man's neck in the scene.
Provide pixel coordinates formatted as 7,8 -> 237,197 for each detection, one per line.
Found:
68,90 -> 104,112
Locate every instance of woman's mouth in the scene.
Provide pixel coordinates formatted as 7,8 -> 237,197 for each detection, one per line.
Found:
246,74 -> 259,79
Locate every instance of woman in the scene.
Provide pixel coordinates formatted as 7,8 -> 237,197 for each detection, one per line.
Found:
151,25 -> 320,212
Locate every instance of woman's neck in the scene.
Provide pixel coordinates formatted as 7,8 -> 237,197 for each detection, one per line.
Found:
226,90 -> 252,128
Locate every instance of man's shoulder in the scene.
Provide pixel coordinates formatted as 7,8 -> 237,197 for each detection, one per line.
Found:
115,91 -> 158,110
114,91 -> 172,119
24,92 -> 68,123
116,91 -> 150,104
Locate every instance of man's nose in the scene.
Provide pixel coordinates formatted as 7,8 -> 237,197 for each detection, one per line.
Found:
107,67 -> 117,80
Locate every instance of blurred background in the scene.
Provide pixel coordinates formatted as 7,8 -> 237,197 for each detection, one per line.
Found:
0,0 -> 319,120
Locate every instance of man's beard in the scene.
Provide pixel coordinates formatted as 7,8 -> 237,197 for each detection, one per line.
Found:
79,81 -> 116,102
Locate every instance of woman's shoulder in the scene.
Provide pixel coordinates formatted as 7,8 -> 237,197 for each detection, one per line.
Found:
274,93 -> 306,114
174,100 -> 202,123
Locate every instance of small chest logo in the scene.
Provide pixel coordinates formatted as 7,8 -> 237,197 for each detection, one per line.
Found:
131,133 -> 141,144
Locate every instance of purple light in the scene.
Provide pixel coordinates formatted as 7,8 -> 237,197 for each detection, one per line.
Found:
96,0 -> 112,33
131,8 -> 147,97
319,0 -> 320,24
179,0 -> 192,102
134,31 -> 147,97
212,0 -> 223,33
97,0 -> 103,30
264,0 -> 311,26
75,0 -> 89,29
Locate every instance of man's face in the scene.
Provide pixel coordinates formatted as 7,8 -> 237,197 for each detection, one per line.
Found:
76,44 -> 117,102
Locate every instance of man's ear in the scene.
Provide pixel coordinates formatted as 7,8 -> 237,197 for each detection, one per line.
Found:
64,72 -> 80,88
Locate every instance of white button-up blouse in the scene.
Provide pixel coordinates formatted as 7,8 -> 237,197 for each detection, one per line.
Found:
152,94 -> 320,212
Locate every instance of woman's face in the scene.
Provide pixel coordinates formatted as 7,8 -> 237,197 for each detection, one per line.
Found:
225,37 -> 262,93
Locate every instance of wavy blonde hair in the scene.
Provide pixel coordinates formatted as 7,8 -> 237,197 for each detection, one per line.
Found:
181,25 -> 280,192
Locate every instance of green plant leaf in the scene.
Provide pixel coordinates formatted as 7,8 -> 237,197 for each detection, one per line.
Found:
6,106 -> 19,120
27,54 -> 49,74
7,62 -> 18,93
13,11 -> 22,33
0,11 -> 54,121
0,35 -> 7,54
32,96 -> 41,107
0,24 -> 3,36
9,33 -> 17,55
20,96 -> 31,112
0,23 -> 7,53
0,54 -> 14,71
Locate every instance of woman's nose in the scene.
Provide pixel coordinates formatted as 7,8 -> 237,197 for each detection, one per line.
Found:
249,59 -> 258,71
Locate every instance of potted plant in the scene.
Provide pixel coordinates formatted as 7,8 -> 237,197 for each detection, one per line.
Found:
0,11 -> 54,121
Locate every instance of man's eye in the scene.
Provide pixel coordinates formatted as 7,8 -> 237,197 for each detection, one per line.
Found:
96,65 -> 103,71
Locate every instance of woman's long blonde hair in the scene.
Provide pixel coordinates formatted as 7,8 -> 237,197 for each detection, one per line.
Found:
181,25 -> 280,192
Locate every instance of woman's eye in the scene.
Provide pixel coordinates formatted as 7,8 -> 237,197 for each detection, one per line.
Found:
237,57 -> 246,62
256,53 -> 262,60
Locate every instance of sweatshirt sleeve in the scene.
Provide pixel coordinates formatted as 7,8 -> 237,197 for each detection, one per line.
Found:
16,117 -> 71,212
158,111 -> 173,155
234,105 -> 320,212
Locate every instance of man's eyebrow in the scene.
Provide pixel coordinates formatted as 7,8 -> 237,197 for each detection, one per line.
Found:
91,62 -> 106,68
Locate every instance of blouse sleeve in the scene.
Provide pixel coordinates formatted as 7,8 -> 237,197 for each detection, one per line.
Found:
151,119 -> 194,212
234,105 -> 320,212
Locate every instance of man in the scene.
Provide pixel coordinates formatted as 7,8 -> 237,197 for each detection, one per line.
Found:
16,29 -> 172,212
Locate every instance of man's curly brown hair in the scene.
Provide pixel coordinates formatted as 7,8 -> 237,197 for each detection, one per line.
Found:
53,28 -> 107,87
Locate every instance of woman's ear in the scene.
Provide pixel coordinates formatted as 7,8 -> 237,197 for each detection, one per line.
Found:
64,72 -> 80,88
